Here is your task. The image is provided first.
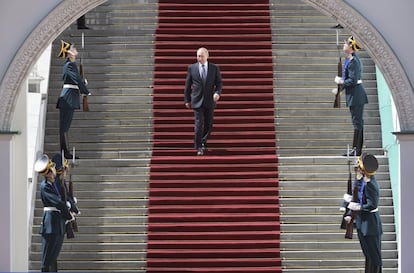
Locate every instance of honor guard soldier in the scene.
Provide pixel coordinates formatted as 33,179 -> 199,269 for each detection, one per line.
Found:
52,153 -> 80,239
335,36 -> 368,156
56,40 -> 90,159
35,154 -> 74,272
347,153 -> 383,273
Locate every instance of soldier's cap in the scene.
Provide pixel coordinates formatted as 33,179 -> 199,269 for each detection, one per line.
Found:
34,154 -> 55,176
51,153 -> 69,174
345,35 -> 361,52
58,40 -> 73,59
358,153 -> 378,176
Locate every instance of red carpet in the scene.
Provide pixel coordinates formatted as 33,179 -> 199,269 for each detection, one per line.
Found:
146,1 -> 281,272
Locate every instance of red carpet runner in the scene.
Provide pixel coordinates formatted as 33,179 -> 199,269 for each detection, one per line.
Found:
146,1 -> 281,272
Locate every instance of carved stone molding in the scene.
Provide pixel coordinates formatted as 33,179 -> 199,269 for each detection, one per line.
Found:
1,0 -> 414,130
0,0 -> 106,130
305,0 -> 414,130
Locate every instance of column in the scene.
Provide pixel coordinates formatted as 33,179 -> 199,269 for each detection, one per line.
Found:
394,131 -> 414,273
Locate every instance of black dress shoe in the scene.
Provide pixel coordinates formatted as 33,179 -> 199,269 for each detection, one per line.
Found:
64,153 -> 80,160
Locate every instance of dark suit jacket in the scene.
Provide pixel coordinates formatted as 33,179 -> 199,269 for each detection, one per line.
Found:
39,179 -> 72,236
56,59 -> 89,110
355,176 -> 383,236
343,53 -> 368,107
184,62 -> 223,109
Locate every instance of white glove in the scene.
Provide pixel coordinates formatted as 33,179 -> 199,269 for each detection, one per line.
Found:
65,212 -> 76,225
331,88 -> 338,95
73,197 -> 78,204
347,202 -> 361,211
343,193 -> 352,203
84,78 -> 88,86
334,76 -> 344,85
66,201 -> 71,209
344,216 -> 352,223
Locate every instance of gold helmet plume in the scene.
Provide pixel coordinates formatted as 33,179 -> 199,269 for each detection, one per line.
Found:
58,40 -> 73,59
345,36 -> 362,52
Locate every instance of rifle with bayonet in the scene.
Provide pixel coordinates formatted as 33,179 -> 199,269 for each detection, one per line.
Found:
332,24 -> 343,108
65,150 -> 80,239
340,149 -> 358,239
333,56 -> 342,108
80,32 -> 89,112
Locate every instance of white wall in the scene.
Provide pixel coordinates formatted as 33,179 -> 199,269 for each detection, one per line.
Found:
0,0 -> 62,83
344,0 -> 414,89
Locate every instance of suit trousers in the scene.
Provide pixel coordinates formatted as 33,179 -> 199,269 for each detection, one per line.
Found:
357,228 -> 382,267
193,106 -> 214,149
349,104 -> 365,130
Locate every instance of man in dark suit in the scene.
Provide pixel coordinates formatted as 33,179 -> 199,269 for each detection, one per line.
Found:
34,154 -> 74,272
335,36 -> 368,156
347,153 -> 382,273
184,47 -> 223,156
56,40 -> 90,159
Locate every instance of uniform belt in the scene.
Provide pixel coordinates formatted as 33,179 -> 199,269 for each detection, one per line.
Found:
44,207 -> 61,213
357,80 -> 363,84
63,84 -> 79,90
370,208 -> 378,213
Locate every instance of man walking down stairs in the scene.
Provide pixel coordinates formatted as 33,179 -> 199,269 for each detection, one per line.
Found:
28,0 -> 398,272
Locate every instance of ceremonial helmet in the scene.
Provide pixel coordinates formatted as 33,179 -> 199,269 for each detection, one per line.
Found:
58,40 -> 73,58
51,153 -> 69,175
345,35 -> 361,52
357,153 -> 379,176
34,154 -> 55,176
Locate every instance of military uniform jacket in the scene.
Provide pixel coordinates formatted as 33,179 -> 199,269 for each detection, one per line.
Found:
39,179 -> 72,235
343,53 -> 368,107
355,176 -> 383,236
184,62 -> 223,109
56,59 -> 89,110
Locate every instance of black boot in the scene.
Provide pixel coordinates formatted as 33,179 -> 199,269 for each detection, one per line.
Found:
77,15 -> 89,29
50,260 -> 58,272
365,259 -> 371,273
343,129 -> 359,156
41,267 -> 49,272
60,132 -> 79,159
355,129 -> 364,156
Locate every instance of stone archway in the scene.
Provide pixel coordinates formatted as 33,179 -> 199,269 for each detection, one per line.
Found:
1,0 -> 414,131
305,0 -> 414,131
0,0 -> 106,131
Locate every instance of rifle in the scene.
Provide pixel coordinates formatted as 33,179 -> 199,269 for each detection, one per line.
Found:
65,150 -> 80,239
333,56 -> 342,108
332,24 -> 343,108
80,32 -> 89,112
344,152 -> 358,239
340,147 -> 352,230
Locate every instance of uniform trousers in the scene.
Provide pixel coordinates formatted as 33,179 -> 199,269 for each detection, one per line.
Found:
357,228 -> 382,267
349,104 -> 365,130
41,233 -> 64,269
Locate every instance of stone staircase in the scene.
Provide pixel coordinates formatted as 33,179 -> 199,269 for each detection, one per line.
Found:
271,0 -> 398,272
29,1 -> 157,272
29,0 -> 398,272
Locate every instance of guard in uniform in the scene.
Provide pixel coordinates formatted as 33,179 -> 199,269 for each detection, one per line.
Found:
34,154 -> 74,272
347,153 -> 383,273
335,36 -> 368,156
52,153 -> 80,240
56,40 -> 90,159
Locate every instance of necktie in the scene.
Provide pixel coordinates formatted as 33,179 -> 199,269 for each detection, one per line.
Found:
201,64 -> 206,81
